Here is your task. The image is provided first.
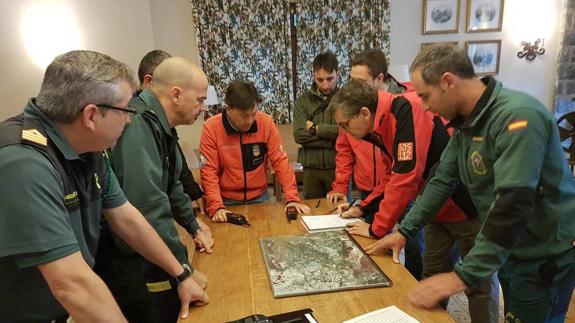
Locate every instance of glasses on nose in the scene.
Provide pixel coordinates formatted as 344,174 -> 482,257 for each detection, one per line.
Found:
96,104 -> 137,114
338,114 -> 359,130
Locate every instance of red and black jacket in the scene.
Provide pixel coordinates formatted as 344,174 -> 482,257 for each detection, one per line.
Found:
362,91 -> 476,238
200,111 -> 299,216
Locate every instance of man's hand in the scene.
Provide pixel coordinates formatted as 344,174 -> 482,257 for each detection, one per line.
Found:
408,272 -> 467,309
345,220 -> 371,238
306,120 -> 314,130
285,201 -> 311,214
193,229 -> 214,254
177,275 -> 209,319
337,203 -> 363,218
191,269 -> 208,290
196,218 -> 212,238
212,208 -> 231,223
365,231 -> 407,262
326,191 -> 347,204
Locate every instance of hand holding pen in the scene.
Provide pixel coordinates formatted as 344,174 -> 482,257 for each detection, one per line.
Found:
327,199 -> 354,214
329,199 -> 363,218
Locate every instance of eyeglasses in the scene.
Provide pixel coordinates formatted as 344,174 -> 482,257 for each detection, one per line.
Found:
338,114 -> 360,130
96,104 -> 137,114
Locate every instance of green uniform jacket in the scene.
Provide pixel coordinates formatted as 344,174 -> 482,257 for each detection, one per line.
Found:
109,90 -> 200,266
293,85 -> 339,169
0,100 -> 127,320
131,90 -> 204,201
399,77 -> 575,288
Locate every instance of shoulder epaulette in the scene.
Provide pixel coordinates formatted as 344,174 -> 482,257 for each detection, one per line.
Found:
22,128 -> 47,146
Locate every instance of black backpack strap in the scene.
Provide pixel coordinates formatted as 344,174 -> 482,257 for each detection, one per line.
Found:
0,114 -> 80,210
0,115 -> 26,147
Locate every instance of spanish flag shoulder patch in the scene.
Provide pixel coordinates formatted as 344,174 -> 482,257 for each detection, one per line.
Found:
507,120 -> 528,132
22,128 -> 47,146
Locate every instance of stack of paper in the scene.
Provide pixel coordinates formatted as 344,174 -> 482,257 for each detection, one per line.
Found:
301,214 -> 360,232
343,305 -> 420,323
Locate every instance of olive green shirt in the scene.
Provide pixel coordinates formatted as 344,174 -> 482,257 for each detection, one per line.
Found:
293,85 -> 339,169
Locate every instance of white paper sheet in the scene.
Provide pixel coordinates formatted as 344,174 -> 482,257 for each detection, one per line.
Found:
342,306 -> 420,323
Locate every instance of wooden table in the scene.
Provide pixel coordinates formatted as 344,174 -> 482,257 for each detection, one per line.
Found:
182,199 -> 454,322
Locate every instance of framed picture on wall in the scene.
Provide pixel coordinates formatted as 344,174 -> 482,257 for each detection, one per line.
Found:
466,0 -> 504,32
466,40 -> 501,76
422,0 -> 461,34
421,41 -> 459,50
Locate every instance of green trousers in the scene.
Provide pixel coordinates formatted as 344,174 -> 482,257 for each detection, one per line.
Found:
499,247 -> 575,323
302,167 -> 335,199
423,218 -> 499,323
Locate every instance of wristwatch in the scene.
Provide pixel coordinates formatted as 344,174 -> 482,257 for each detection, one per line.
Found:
308,124 -> 317,135
176,264 -> 191,284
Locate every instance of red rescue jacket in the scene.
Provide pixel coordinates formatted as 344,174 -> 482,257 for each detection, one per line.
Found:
200,111 -> 299,216
330,80 -> 414,202
363,91 -> 473,238
331,129 -> 389,196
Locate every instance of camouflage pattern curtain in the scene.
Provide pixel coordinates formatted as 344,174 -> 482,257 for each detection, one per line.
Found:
555,0 -> 575,118
191,0 -> 391,123
191,1 -> 293,124
294,0 -> 391,97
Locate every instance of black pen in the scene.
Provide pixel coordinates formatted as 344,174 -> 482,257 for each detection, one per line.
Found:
327,199 -> 359,214
315,199 -> 321,208
339,199 -> 359,217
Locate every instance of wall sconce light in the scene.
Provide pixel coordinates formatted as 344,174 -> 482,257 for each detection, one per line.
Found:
517,38 -> 546,61
204,85 -> 220,120
205,85 -> 219,106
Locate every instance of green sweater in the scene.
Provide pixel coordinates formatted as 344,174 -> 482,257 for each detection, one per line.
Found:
399,77 -> 575,288
109,89 -> 200,266
293,85 -> 339,169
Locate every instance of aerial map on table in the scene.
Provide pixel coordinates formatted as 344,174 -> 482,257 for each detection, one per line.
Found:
259,230 -> 391,298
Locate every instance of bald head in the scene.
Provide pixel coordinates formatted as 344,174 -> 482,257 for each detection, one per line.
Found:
149,57 -> 209,127
151,57 -> 208,93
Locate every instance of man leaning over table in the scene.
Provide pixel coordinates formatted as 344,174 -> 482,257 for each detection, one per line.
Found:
366,44 -> 575,323
106,57 -> 213,323
200,79 -> 311,222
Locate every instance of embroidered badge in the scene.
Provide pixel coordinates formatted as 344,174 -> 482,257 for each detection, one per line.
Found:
507,120 -> 528,132
64,191 -> 78,201
252,144 -> 261,157
472,136 -> 484,142
199,153 -> 207,168
397,142 -> 413,161
470,151 -> 487,175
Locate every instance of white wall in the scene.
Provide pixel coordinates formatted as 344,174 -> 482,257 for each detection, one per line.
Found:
0,0 -> 156,119
147,0 -> 204,159
148,0 -> 200,64
390,0 -> 562,109
0,0 -> 202,163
